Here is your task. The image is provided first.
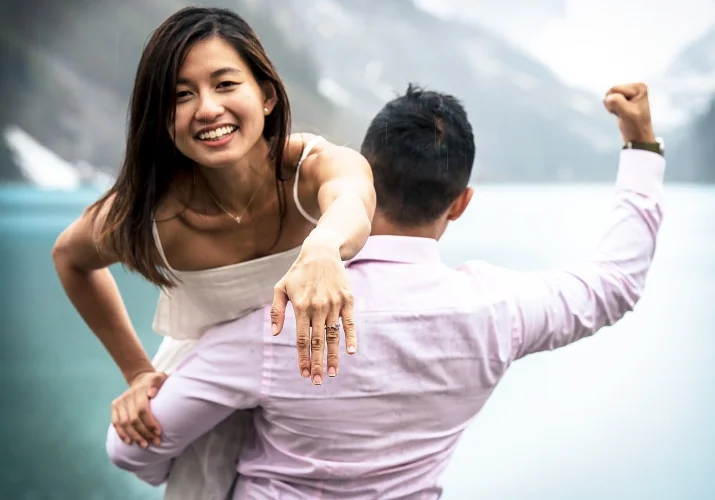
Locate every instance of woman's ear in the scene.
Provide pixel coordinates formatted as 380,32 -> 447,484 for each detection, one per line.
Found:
261,81 -> 278,115
166,112 -> 176,141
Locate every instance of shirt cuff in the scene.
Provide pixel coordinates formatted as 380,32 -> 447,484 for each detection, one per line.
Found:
616,149 -> 666,202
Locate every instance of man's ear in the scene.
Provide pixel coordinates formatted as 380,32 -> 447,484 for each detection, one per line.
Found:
446,187 -> 473,222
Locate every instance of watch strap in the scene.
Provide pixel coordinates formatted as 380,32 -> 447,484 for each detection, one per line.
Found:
623,139 -> 664,156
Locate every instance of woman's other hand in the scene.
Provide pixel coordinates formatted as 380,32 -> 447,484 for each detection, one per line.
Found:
111,370 -> 168,447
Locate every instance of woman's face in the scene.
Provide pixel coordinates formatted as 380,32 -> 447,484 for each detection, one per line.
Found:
171,36 -> 276,169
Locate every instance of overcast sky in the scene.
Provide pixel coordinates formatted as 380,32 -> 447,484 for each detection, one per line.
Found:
416,0 -> 715,94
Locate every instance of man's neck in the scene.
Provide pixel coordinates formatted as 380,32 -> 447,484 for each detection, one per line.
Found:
370,214 -> 445,240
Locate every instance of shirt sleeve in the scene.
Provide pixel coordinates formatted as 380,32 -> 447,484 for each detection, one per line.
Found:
461,149 -> 665,361
105,310 -> 266,486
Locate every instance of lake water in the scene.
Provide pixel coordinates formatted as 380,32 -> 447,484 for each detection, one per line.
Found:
0,184 -> 713,500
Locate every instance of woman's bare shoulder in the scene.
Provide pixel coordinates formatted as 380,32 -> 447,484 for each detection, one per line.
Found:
283,133 -> 329,171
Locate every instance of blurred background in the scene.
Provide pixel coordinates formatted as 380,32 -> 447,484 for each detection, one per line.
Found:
0,1 -> 713,499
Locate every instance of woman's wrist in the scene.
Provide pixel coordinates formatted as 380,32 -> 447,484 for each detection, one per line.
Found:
303,227 -> 345,256
123,361 -> 157,385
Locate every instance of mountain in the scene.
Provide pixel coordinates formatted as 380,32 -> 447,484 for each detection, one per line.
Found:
282,0 -> 620,182
660,25 -> 715,182
661,24 -> 715,117
671,96 -> 715,182
0,141 -> 20,183
692,98 -> 715,182
0,0 -> 649,186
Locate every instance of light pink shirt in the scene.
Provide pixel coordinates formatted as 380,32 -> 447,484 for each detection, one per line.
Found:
107,149 -> 665,499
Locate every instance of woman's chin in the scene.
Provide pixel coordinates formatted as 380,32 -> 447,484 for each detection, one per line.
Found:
191,150 -> 245,170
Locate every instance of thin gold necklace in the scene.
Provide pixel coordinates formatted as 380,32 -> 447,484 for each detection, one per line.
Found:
204,175 -> 270,224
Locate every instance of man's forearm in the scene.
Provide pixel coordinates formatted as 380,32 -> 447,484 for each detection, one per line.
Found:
105,322 -> 261,486
105,375 -> 236,486
510,148 -> 665,358
106,433 -> 173,486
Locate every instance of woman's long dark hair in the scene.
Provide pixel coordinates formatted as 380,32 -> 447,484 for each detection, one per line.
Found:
88,7 -> 292,288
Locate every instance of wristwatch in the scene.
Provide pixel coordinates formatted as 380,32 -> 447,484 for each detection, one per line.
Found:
622,137 -> 665,156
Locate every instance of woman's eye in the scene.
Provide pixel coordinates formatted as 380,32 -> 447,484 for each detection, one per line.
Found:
217,81 -> 238,89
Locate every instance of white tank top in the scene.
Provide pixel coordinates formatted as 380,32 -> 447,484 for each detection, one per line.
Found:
151,135 -> 323,341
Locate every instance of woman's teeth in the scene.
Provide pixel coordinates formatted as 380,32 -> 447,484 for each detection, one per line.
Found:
198,126 -> 237,141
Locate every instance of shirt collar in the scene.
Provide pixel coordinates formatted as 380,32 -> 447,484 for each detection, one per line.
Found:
346,235 -> 442,266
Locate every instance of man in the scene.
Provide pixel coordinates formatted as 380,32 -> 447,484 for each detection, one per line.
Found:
106,82 -> 665,499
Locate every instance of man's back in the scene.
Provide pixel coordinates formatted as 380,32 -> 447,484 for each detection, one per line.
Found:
234,147 -> 663,497
238,237 -> 515,498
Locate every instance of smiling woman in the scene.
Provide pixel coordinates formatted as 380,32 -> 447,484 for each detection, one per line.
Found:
50,6 -> 375,499
172,44 -> 276,166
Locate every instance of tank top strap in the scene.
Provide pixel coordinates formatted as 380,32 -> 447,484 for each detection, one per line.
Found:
151,220 -> 175,273
292,135 -> 325,226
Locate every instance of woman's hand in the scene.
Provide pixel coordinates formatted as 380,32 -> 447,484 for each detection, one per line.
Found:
271,231 -> 357,385
111,370 -> 168,447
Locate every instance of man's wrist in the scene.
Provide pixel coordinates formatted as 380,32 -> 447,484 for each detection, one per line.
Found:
622,136 -> 664,157
622,124 -> 656,144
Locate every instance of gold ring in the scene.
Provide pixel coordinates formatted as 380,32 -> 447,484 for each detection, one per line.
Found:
325,322 -> 341,331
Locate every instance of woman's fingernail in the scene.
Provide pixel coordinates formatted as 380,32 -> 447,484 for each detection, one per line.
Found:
302,369 -> 310,377
348,345 -> 356,354
312,374 -> 322,385
328,367 -> 336,377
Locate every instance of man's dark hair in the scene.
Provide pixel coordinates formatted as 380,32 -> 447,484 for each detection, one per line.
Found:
360,83 -> 475,226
